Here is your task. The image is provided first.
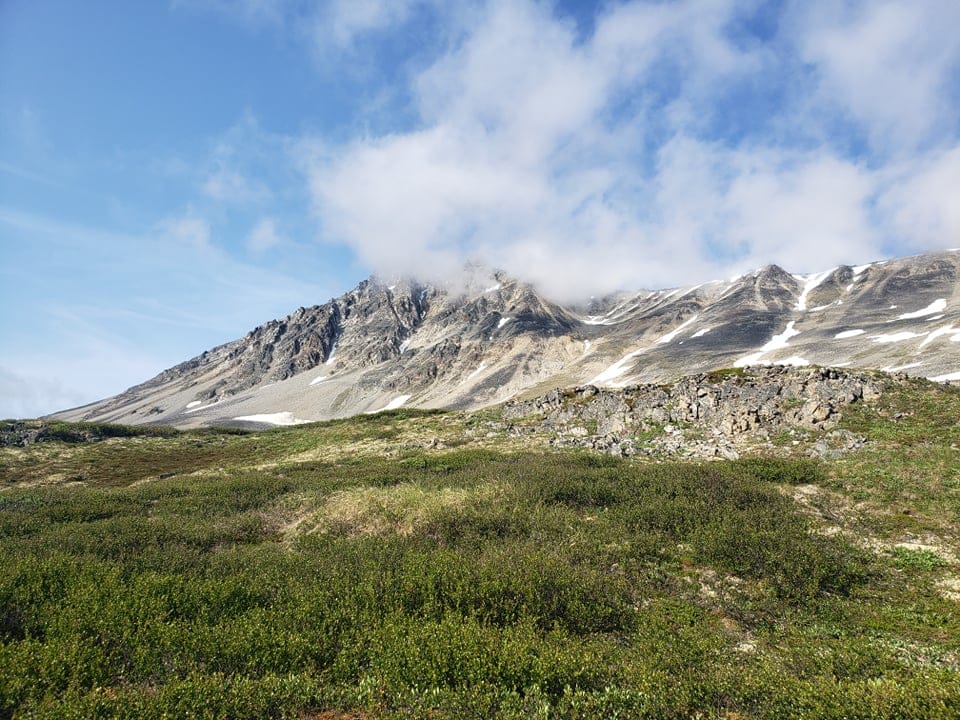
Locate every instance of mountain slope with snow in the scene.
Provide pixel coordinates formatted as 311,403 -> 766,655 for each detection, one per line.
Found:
55,250 -> 960,428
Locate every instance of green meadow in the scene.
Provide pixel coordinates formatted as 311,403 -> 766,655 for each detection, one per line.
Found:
1,379 -> 958,718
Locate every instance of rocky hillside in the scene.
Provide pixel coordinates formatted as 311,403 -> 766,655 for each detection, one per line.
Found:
54,250 -> 960,428
498,365 -> 896,460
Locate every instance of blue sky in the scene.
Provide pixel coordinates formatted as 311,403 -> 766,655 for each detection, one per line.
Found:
2,0 -> 959,418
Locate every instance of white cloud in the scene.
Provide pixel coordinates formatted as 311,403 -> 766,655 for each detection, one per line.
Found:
0,365 -> 88,419
202,168 -> 271,204
319,0 -> 421,50
302,0 -> 960,300
879,146 -> 960,252
791,0 -> 960,154
247,217 -> 283,252
158,213 -> 212,251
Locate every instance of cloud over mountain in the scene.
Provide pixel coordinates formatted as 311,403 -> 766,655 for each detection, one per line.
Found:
304,0 -> 960,300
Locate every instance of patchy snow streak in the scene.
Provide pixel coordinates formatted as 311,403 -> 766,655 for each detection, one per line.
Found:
325,342 -> 338,365
691,327 -> 712,338
484,283 -> 501,293
185,402 -> 216,414
399,339 -> 411,354
929,371 -> 960,382
366,395 -> 412,414
835,329 -> 865,339
734,321 -> 800,367
185,401 -> 203,409
871,331 -> 928,343
309,375 -> 328,386
233,412 -> 308,426
497,316 -> 513,330
919,325 -> 959,349
898,298 -> 946,320
383,395 -> 411,410
589,347 -> 645,386
883,362 -> 923,372
795,268 -> 835,311
656,314 -> 699,344
582,303 -> 637,325
776,356 -> 810,367
466,362 -> 488,381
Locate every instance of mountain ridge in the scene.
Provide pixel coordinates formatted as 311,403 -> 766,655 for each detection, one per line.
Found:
54,249 -> 960,428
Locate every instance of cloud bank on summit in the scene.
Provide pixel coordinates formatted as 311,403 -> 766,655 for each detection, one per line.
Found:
305,0 -> 960,299
1,0 -> 959,416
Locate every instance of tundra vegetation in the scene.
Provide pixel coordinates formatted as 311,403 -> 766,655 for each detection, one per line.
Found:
0,377 -> 958,718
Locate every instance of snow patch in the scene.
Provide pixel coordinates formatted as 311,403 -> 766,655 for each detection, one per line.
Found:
871,331 -> 928,344
898,298 -> 946,320
325,342 -> 338,365
185,401 -> 203,409
582,301 -> 639,325
919,325 -> 958,349
497,316 -> 513,330
589,348 -> 645,386
926,315 -> 945,321
656,314 -> 699,344
775,356 -> 810,367
233,412 -> 308,426
734,321 -> 800,367
691,327 -> 712,338
484,283 -> 501,293
466,362 -> 488,381
366,395 -> 412,413
852,263 -> 871,275
929,371 -> 960,382
399,339 -> 411,354
795,268 -> 835,311
834,329 -> 865,339
883,362 -> 923,372
185,402 -> 216,414
309,375 -> 328,386
673,283 -> 705,300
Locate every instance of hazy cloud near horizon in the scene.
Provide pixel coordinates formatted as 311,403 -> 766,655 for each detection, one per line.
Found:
305,0 -> 960,301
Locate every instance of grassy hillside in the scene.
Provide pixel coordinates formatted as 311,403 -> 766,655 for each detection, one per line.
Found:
1,380 -> 958,718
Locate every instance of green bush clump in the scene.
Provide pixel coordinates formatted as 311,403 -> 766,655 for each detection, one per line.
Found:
0,445 -> 954,718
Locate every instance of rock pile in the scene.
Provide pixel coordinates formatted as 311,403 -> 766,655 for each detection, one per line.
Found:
501,366 -> 897,459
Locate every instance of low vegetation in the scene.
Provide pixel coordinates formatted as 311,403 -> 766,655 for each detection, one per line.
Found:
1,382 -> 958,718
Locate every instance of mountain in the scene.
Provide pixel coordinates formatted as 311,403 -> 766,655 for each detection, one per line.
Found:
55,250 -> 960,428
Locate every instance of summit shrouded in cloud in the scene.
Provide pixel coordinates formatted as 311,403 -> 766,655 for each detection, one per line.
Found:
1,0 -> 959,416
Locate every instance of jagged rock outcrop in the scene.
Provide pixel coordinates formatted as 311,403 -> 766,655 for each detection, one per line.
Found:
501,366 -> 896,459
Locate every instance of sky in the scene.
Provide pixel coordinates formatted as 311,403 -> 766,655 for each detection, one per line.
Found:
2,0 -> 960,418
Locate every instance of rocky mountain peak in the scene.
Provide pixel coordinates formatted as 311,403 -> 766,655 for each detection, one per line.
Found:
55,249 -> 960,428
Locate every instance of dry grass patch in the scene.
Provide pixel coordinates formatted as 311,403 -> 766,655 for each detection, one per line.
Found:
283,481 -> 508,539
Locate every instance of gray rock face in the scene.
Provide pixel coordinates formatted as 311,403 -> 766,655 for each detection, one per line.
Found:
54,250 -> 960,428
501,366 -> 892,459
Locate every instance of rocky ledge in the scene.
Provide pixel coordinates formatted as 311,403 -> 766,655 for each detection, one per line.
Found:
501,366 -> 904,459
